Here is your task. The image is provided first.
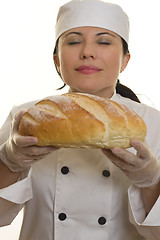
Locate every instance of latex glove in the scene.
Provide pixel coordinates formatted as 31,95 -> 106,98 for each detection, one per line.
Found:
0,110 -> 58,172
102,139 -> 160,188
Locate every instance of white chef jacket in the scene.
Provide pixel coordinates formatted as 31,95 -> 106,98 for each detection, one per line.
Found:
0,93 -> 160,240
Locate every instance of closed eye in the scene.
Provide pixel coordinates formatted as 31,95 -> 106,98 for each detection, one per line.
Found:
97,41 -> 111,45
68,41 -> 81,45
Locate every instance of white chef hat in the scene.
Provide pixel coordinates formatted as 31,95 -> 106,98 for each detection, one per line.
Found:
55,0 -> 130,44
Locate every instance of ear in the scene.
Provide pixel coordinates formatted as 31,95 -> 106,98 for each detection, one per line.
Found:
53,54 -> 60,73
120,53 -> 131,73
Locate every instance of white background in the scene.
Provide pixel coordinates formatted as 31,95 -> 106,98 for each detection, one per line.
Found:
0,0 -> 160,239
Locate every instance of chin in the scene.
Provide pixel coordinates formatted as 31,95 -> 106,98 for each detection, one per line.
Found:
72,84 -> 99,93
70,87 -> 97,95
70,84 -> 114,98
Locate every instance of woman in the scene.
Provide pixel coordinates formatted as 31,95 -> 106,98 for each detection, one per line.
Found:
0,0 -> 160,239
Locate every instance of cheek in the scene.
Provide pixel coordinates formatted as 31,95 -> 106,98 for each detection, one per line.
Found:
107,51 -> 124,73
59,55 -> 69,76
59,49 -> 79,80
59,50 -> 74,70
100,51 -> 124,84
104,49 -> 122,64
58,54 -> 74,83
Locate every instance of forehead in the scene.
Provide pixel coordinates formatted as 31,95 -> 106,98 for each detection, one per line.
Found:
60,26 -> 120,39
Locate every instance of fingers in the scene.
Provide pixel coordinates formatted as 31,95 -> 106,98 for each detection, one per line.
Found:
102,139 -> 152,169
110,147 -> 136,165
102,141 -> 160,188
131,139 -> 151,159
11,110 -> 38,147
110,139 -> 151,164
12,110 -> 27,133
13,134 -> 38,147
102,149 -> 120,163
15,150 -> 53,161
12,141 -> 58,156
5,110 -> 59,170
102,148 -> 132,170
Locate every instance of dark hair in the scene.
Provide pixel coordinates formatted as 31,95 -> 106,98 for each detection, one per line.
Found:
116,79 -> 140,103
116,38 -> 141,103
53,38 -> 140,103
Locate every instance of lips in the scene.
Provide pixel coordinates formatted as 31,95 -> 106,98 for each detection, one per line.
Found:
75,65 -> 102,74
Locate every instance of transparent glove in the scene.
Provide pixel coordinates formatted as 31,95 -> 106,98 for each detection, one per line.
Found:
0,110 -> 58,172
102,139 -> 160,188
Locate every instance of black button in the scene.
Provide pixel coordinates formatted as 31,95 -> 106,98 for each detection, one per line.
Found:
61,166 -> 69,175
58,213 -> 67,221
102,170 -> 110,177
98,216 -> 107,225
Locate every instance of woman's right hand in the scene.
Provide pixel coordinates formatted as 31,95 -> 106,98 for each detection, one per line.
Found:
4,110 -> 58,172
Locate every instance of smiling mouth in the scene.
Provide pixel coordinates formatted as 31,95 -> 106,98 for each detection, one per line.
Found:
75,66 -> 102,74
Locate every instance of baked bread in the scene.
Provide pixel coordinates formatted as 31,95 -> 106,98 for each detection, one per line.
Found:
19,93 -> 147,149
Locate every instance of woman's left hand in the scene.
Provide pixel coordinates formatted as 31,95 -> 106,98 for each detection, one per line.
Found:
102,139 -> 160,188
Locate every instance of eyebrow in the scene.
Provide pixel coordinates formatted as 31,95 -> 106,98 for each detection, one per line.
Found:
96,32 -> 116,38
64,32 -> 83,38
64,31 -> 116,38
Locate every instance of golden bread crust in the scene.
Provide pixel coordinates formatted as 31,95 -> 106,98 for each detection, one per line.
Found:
19,93 -> 147,149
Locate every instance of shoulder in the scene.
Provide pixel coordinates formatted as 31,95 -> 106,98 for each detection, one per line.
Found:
113,94 -> 160,154
112,93 -> 160,120
11,99 -> 40,117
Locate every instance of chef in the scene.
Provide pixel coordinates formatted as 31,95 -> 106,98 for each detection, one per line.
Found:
0,0 -> 160,239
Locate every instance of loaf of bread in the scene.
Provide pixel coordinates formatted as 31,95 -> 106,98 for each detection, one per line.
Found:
19,93 -> 147,149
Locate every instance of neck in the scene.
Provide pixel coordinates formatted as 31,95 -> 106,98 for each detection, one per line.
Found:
69,86 -> 115,99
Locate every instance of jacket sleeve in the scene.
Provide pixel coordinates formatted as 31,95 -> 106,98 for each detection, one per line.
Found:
0,170 -> 32,227
0,107 -> 33,227
125,100 -> 160,239
128,185 -> 160,240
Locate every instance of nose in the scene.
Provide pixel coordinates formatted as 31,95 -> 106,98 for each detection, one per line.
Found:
80,42 -> 97,60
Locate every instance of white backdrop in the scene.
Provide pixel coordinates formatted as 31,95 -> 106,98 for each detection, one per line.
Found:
0,0 -> 160,238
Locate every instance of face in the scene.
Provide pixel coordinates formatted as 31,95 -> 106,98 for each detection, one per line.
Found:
54,26 -> 130,98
